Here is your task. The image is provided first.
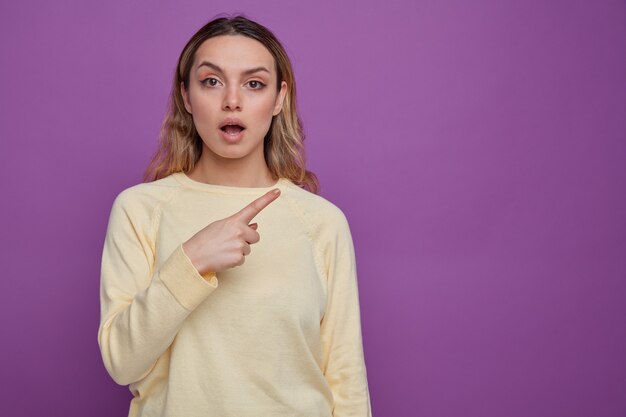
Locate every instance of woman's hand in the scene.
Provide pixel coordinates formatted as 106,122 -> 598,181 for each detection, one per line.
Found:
181,188 -> 281,275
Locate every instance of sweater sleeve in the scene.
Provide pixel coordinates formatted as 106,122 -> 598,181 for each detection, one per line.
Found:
320,209 -> 373,416
97,189 -> 219,386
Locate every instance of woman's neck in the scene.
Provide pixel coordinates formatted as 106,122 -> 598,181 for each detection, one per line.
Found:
187,150 -> 276,188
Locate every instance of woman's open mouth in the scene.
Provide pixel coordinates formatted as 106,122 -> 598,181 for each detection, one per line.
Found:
218,124 -> 246,143
218,118 -> 247,143
220,124 -> 245,135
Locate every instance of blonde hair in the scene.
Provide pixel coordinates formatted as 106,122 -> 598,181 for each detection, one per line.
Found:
143,14 -> 319,193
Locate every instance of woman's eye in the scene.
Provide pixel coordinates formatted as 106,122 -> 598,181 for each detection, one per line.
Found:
248,80 -> 265,89
202,77 -> 220,87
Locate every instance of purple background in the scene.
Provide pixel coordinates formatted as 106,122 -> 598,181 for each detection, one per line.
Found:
1,1 -> 624,416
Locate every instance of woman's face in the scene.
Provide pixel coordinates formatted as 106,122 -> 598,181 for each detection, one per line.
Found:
181,35 -> 287,161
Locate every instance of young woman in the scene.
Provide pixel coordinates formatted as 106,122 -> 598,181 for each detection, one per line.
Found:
98,15 -> 372,417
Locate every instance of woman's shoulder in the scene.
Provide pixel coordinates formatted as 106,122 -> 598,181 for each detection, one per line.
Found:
109,174 -> 182,215
280,179 -> 351,231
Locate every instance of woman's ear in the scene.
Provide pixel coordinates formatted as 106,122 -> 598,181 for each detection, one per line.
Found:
272,81 -> 288,116
180,81 -> 192,114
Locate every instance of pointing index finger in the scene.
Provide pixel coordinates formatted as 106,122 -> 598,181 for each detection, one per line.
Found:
235,188 -> 281,224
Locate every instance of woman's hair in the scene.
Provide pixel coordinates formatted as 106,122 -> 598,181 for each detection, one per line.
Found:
143,14 -> 319,193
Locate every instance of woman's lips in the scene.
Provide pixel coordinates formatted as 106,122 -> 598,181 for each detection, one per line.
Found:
219,117 -> 246,129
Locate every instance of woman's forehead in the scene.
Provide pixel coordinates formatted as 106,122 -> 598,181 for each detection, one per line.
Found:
194,35 -> 275,73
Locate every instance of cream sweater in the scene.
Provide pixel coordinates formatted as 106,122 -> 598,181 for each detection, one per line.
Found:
97,172 -> 372,416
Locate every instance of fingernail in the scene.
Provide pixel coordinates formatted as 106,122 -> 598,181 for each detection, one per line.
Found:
272,189 -> 280,195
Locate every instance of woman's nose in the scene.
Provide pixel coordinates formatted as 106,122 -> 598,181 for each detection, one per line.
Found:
222,86 -> 242,111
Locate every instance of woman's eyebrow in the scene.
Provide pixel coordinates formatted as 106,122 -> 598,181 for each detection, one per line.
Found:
196,60 -> 270,76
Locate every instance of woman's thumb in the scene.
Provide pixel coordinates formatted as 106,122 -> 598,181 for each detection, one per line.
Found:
249,223 -> 258,230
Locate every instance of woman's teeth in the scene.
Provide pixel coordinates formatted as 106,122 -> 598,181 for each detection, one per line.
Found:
222,125 -> 243,135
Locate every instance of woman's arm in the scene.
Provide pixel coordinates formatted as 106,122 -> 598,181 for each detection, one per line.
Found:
97,190 -> 218,386
320,209 -> 373,416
